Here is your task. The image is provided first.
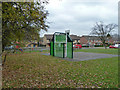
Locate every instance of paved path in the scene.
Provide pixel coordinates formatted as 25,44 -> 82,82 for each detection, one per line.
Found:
41,52 -> 118,61
66,52 -> 118,61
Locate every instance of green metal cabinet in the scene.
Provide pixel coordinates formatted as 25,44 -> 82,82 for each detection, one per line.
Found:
50,32 -> 73,59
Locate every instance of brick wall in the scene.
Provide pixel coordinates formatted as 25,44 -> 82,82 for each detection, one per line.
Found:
80,37 -> 88,44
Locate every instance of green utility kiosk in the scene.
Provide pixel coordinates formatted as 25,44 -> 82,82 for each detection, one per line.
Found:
50,30 -> 73,58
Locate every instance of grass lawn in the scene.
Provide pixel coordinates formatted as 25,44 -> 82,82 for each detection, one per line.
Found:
74,48 -> 118,55
2,52 -> 118,88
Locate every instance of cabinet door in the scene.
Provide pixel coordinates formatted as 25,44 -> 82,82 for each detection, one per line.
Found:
67,42 -> 73,58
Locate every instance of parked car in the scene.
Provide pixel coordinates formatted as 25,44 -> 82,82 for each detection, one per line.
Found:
109,45 -> 115,48
109,44 -> 120,48
73,44 -> 82,48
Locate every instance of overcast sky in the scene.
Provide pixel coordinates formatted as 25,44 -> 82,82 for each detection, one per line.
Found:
40,0 -> 119,37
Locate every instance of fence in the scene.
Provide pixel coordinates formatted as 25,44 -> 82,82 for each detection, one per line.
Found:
5,47 -> 50,53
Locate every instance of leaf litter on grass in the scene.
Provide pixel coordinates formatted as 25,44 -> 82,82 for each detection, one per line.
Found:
2,52 -> 118,88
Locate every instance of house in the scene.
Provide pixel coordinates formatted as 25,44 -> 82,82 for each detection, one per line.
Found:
42,34 -> 53,47
26,40 -> 38,47
27,42 -> 38,47
80,35 -> 116,47
39,37 -> 46,47
42,34 -> 81,47
80,35 -> 102,46
70,35 -> 81,44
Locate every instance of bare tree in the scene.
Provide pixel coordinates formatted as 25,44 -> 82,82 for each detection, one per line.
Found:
90,21 -> 117,49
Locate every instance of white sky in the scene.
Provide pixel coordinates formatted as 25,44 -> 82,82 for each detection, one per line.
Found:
40,0 -> 119,37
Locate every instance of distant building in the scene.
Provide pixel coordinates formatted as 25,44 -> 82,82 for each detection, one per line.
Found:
42,34 -> 53,47
25,34 -> 119,47
27,42 -> 38,47
80,35 -> 117,46
70,35 -> 80,44
26,40 -> 38,47
39,37 -> 43,44
42,34 -> 81,47
80,36 -> 102,46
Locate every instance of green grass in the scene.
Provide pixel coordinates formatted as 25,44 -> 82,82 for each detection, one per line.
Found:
2,52 -> 118,88
74,48 -> 118,55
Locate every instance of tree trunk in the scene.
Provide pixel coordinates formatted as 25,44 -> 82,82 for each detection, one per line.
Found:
2,52 -> 8,66
104,44 -> 107,49
2,45 -> 5,52
103,41 -> 107,49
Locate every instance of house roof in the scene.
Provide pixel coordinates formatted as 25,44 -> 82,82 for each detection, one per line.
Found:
81,35 -> 101,40
70,35 -> 80,40
44,34 -> 81,40
44,34 -> 53,40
